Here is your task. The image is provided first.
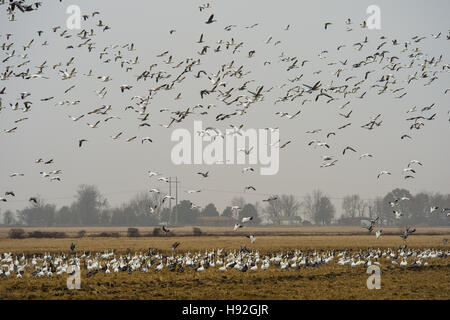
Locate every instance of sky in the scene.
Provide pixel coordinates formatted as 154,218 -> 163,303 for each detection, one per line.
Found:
0,0 -> 449,217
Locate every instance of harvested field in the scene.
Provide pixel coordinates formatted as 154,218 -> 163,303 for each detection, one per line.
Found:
0,227 -> 449,300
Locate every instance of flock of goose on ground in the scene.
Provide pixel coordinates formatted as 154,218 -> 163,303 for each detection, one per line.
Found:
1,245 -> 449,279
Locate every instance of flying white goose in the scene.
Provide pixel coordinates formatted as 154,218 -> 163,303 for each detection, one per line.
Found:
9,173 -> 25,177
197,171 -> 209,178
320,160 -> 337,168
148,171 -> 159,177
104,116 -> 120,122
186,190 -> 201,194
68,115 -> 84,121
239,147 -> 254,155
162,225 -> 170,234
377,171 -> 391,179
359,153 -> 373,159
4,127 -> 18,133
246,235 -> 256,243
98,75 -> 112,82
389,199 -> 400,207
242,167 -> 255,174
111,132 -> 123,140
141,137 -> 153,144
394,210 -> 403,219
263,196 -> 278,202
162,195 -> 175,203
119,84 -> 132,92
408,160 -> 423,167
190,203 -> 201,210
342,146 -> 356,155
430,206 -> 439,214
311,141 -> 330,148
87,121 -> 100,128
78,139 -> 88,147
376,230 -> 383,239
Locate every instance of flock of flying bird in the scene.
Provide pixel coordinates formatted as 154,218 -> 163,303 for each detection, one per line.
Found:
0,1 -> 449,246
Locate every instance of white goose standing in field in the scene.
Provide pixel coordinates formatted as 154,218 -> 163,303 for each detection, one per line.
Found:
261,260 -> 269,270
155,262 -> 163,272
196,264 -> 205,272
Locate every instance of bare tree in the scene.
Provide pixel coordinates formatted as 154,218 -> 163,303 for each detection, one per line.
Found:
302,190 -> 335,225
71,185 -> 108,225
231,197 -> 246,208
342,195 -> 366,217
17,197 -> 56,226
280,195 -> 301,217
2,210 -> 15,225
367,197 -> 383,219
263,194 -> 300,224
263,198 -> 283,224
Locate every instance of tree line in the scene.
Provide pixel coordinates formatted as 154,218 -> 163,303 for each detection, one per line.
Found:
0,185 -> 449,227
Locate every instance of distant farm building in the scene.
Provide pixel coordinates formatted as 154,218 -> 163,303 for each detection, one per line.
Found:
196,216 -> 237,226
339,216 -> 372,226
278,216 -> 302,225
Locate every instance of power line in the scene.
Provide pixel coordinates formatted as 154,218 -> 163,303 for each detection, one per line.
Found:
1,183 -> 380,206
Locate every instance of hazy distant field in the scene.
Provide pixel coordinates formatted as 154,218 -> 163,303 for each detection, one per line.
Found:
0,226 -> 449,299
1,225 -> 450,238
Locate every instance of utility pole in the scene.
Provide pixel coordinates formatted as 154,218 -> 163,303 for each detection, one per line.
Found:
167,177 -> 179,225
175,177 -> 179,225
168,177 -> 172,211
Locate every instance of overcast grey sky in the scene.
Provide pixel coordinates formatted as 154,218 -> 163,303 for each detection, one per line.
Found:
0,0 -> 449,217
